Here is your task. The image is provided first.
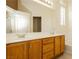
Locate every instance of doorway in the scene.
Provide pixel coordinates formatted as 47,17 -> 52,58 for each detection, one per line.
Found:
33,17 -> 41,32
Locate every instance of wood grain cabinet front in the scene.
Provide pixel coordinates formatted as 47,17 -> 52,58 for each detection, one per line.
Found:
6,42 -> 28,59
6,42 -> 29,59
43,37 -> 54,59
55,36 -> 61,56
60,35 -> 65,53
6,40 -> 42,59
55,35 -> 65,57
29,40 -> 42,59
6,35 -> 65,59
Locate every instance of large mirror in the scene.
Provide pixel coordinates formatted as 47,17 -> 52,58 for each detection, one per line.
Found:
6,6 -> 42,33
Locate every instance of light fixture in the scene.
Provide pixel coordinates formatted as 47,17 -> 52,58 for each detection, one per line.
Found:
33,0 -> 53,9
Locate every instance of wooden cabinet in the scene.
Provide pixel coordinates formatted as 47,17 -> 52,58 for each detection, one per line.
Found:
6,35 -> 65,59
6,42 -> 29,59
43,37 -> 54,59
60,35 -> 65,53
55,36 -> 61,56
6,40 -> 42,59
29,40 -> 42,59
55,35 -> 65,57
6,0 -> 18,10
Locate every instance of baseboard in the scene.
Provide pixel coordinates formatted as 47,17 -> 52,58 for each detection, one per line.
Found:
65,45 -> 72,55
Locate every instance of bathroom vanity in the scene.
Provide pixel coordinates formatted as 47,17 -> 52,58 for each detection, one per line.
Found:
6,34 -> 65,59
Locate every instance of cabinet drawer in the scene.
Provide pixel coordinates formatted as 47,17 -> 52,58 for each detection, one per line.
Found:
43,51 -> 54,59
43,43 -> 54,53
43,37 -> 54,45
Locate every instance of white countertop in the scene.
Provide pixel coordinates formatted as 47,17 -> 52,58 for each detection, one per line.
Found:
6,32 -> 64,44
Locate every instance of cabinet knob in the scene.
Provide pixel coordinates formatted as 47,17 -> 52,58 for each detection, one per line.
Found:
29,46 -> 32,48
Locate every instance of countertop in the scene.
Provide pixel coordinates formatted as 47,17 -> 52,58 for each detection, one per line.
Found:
6,33 -> 64,44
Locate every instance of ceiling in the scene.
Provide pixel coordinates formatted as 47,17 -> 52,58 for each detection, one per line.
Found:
18,0 -> 71,9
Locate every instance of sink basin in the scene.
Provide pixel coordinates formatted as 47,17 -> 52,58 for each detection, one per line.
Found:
16,34 -> 26,38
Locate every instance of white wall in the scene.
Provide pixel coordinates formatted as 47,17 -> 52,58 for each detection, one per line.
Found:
18,0 -> 72,46
18,0 -> 54,33
66,0 -> 72,46
51,0 -> 72,46
53,0 -> 72,46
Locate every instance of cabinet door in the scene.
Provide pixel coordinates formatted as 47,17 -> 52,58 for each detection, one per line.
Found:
6,42 -> 29,59
29,40 -> 42,59
60,35 -> 65,53
55,36 -> 61,56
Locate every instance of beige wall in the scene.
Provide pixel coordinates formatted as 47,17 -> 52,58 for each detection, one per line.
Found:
51,0 -> 72,46
18,0 -> 72,46
18,0 -> 54,33
66,0 -> 72,46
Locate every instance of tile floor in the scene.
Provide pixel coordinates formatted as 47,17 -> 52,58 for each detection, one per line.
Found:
57,53 -> 72,59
